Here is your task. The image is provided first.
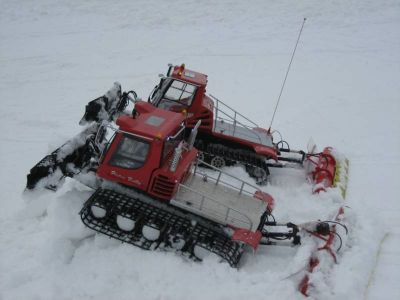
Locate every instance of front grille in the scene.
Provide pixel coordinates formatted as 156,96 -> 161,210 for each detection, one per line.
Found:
152,174 -> 176,198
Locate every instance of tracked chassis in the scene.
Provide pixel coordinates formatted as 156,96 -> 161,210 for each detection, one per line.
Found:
194,140 -> 269,184
81,188 -> 243,266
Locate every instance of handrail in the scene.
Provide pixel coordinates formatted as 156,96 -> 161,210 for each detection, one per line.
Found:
193,159 -> 260,197
175,158 -> 268,230
176,183 -> 253,230
166,124 -> 185,140
209,94 -> 260,128
216,111 -> 255,131
209,94 -> 264,145
214,113 -> 263,145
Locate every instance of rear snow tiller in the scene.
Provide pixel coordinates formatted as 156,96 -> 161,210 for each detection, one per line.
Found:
298,206 -> 348,296
305,147 -> 349,198
25,64 -> 349,297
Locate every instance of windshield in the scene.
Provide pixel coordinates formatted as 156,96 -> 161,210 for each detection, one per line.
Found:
156,79 -> 197,111
109,135 -> 150,169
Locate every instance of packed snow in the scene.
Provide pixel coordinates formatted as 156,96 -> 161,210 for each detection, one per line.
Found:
1,0 -> 399,299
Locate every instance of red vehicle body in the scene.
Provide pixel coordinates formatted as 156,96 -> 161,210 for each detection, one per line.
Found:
26,65 -> 340,195
25,67 -> 349,297
148,64 -> 337,188
150,64 -> 278,159
84,100 -> 287,258
97,101 -> 195,201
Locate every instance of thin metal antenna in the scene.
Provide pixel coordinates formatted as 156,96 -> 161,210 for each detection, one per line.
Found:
268,18 -> 307,133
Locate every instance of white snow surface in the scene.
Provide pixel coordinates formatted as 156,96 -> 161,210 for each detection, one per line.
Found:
1,0 -> 399,299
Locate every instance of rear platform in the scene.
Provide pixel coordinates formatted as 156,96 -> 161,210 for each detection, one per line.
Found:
214,119 -> 274,148
171,163 -> 268,231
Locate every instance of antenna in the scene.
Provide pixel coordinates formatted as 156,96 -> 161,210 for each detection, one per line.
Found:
268,18 -> 307,133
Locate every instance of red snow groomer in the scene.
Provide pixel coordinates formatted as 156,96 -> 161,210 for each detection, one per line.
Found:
77,101 -> 303,266
60,64 -> 347,195
25,95 -> 344,267
143,64 -> 348,194
74,102 -> 348,268
25,64 -> 349,296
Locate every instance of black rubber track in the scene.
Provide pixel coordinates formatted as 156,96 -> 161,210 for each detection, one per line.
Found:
195,141 -> 270,184
80,188 -> 244,267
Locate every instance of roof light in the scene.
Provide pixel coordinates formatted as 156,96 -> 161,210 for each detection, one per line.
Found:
177,63 -> 185,76
155,133 -> 162,140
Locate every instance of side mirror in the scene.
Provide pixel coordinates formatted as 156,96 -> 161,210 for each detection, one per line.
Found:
188,120 -> 201,150
167,63 -> 173,76
148,85 -> 159,102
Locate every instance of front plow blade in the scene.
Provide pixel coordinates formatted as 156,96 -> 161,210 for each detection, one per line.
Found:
26,151 -> 63,191
26,82 -> 127,191
26,124 -> 100,191
79,82 -> 123,125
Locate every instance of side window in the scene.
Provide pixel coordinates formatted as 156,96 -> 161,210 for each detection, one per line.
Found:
163,80 -> 197,106
109,135 -> 150,169
150,78 -> 170,104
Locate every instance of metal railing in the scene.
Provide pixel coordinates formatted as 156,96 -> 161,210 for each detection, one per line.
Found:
192,158 -> 260,197
175,183 -> 253,230
174,158 -> 267,230
210,94 -> 264,145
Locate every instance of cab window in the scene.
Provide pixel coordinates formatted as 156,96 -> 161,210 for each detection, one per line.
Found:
164,80 -> 196,103
109,135 -> 150,169
157,80 -> 197,110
